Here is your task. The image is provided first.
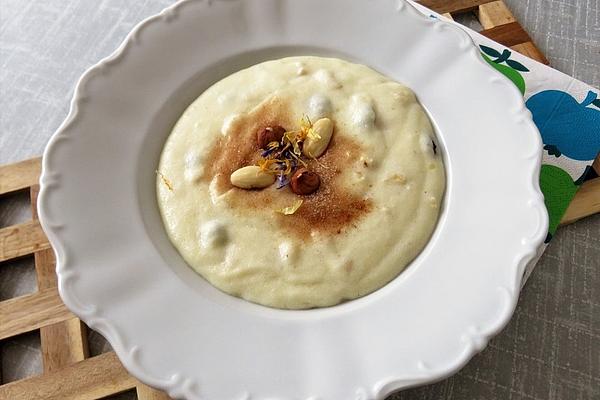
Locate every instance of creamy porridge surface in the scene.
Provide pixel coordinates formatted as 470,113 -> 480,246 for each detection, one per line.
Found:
157,56 -> 445,309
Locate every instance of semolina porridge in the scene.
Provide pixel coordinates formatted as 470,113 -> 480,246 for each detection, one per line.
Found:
157,56 -> 445,309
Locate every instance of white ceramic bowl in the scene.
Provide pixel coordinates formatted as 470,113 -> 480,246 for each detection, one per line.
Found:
39,0 -> 548,398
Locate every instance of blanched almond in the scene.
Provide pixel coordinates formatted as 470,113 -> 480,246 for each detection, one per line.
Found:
230,166 -> 275,189
303,118 -> 334,158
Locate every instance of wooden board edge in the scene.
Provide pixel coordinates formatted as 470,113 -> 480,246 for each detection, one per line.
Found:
561,177 -> 600,225
0,352 -> 136,400
0,157 -> 42,196
0,220 -> 50,263
418,0 -> 497,15
0,288 -> 74,340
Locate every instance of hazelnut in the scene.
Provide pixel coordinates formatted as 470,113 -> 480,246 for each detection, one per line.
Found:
290,168 -> 320,195
257,126 -> 286,149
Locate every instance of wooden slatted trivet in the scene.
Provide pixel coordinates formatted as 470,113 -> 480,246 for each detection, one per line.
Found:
0,158 -> 170,399
419,0 -> 550,63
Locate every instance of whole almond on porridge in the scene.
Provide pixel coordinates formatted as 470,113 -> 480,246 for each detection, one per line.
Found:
303,118 -> 334,158
230,166 -> 275,189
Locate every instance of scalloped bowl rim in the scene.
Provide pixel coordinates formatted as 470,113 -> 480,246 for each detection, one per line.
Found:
38,0 -> 548,399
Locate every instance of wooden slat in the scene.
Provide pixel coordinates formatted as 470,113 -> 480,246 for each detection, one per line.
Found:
477,1 -> 550,64
478,0 -> 515,29
511,42 -> 550,65
40,319 -> 89,373
137,383 -> 172,400
421,0 -> 549,66
561,177 -> 600,225
418,0 -> 496,14
480,21 -> 532,47
33,248 -> 57,288
0,288 -> 74,340
442,12 -> 454,20
593,154 -> 600,175
0,157 -> 41,196
0,220 -> 50,263
0,352 -> 137,400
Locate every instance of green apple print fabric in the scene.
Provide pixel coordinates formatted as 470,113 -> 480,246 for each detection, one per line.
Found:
411,1 -> 600,282
480,42 -> 600,241
527,89 -> 599,241
480,46 -> 529,95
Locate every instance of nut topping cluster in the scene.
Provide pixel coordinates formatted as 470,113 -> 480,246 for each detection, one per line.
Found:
230,117 -> 334,197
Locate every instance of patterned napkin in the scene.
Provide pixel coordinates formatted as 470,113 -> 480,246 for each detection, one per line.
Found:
410,1 -> 600,282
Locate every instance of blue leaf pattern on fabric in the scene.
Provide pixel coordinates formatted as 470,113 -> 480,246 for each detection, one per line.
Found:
526,90 -> 600,161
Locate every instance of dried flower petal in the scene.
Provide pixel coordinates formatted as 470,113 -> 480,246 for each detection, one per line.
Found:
299,115 -> 319,141
261,142 -> 280,157
276,174 -> 290,189
156,170 -> 174,191
283,160 -> 293,175
276,199 -> 303,215
257,158 -> 280,174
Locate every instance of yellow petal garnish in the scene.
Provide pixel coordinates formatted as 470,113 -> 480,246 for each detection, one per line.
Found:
156,170 -> 174,191
306,127 -> 320,141
298,115 -> 319,141
291,139 -> 301,155
385,174 -> 407,184
300,115 -> 312,130
258,158 -> 279,173
283,130 -> 302,155
276,199 -> 303,215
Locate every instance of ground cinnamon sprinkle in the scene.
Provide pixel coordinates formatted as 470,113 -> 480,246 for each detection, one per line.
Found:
283,134 -> 372,237
203,96 -> 294,192
203,96 -> 372,238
